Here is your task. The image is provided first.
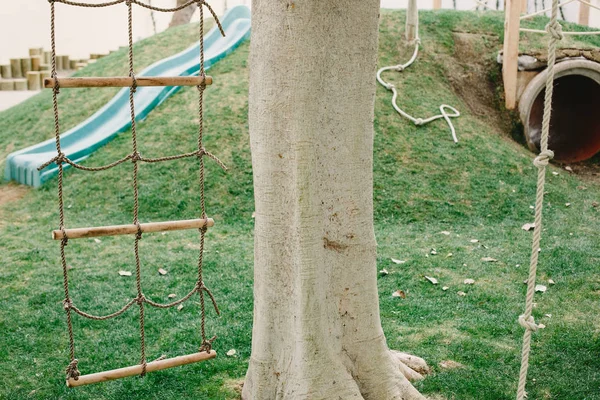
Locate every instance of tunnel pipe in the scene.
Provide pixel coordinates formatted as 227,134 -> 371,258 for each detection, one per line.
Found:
519,59 -> 600,163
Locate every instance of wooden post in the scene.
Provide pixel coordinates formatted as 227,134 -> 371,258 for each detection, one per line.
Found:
27,72 -> 42,91
40,71 -> 51,88
0,80 -> 15,91
56,56 -> 63,71
67,351 -> 216,387
43,51 -> 52,64
61,55 -> 70,70
433,0 -> 442,9
29,48 -> 43,57
31,56 -> 42,72
21,58 -> 32,77
521,0 -> 528,13
0,65 -> 11,79
406,0 -> 419,42
10,58 -> 22,78
503,0 -> 522,109
14,79 -> 28,91
579,1 -> 590,26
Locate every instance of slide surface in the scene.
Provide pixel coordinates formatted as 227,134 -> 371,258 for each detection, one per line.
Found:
5,5 -> 250,187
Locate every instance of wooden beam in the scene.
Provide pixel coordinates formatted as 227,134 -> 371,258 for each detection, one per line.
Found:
44,75 -> 213,89
433,0 -> 442,9
579,0 -> 590,26
521,0 -> 528,13
503,0 -> 522,109
52,218 -> 215,240
67,351 -> 216,387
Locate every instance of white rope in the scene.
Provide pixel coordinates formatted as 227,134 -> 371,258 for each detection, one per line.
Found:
376,40 -> 460,143
520,27 -> 600,34
516,0 -> 562,399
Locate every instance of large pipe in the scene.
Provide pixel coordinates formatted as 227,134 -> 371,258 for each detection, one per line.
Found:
519,59 -> 600,162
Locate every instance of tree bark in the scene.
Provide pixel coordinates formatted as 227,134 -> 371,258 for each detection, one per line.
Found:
169,0 -> 197,28
243,1 -> 426,399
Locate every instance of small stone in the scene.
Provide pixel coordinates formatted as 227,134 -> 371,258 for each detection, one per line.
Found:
177,304 -> 184,311
168,293 -> 176,299
522,223 -> 535,231
379,269 -> 389,276
470,239 -> 479,243
565,166 -> 573,172
94,238 -> 101,244
226,349 -> 237,357
464,279 -> 475,285
535,284 -> 547,293
442,286 -> 449,291
158,268 -> 168,275
548,279 -> 555,285
552,171 -> 559,176
565,203 -> 571,207
118,270 -> 132,277
457,291 -> 467,297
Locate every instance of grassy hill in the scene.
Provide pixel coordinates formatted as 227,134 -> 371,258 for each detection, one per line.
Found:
0,10 -> 598,400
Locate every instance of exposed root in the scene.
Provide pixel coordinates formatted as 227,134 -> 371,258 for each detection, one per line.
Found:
391,350 -> 431,381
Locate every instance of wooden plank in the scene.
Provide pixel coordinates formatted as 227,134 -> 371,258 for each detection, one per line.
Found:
433,0 -> 442,9
44,75 -> 213,89
579,0 -> 590,26
67,351 -> 216,387
52,218 -> 215,240
503,0 -> 522,109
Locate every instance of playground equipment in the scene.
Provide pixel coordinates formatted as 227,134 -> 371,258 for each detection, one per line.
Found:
376,0 -> 461,143
38,0 -> 241,387
503,0 -> 600,161
4,5 -> 251,187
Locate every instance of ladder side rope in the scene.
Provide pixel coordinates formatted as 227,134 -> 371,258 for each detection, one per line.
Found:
376,39 -> 460,143
516,0 -> 562,398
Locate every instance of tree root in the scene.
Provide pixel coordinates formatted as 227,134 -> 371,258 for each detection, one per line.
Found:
391,350 -> 431,381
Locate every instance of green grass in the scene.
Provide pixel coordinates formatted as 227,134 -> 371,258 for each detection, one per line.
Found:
1,10 -> 599,400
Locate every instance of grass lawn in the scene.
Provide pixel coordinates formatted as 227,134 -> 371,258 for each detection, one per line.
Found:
1,9 -> 599,400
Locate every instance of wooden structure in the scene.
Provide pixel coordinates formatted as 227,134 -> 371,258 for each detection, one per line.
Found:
503,0 -> 523,109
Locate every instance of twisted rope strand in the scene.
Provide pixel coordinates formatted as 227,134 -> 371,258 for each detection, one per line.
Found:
516,1 -> 561,399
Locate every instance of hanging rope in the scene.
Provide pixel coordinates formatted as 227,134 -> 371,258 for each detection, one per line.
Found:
42,0 -> 225,382
515,0 -> 561,398
376,34 -> 460,143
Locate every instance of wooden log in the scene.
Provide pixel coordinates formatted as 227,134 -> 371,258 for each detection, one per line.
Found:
0,80 -> 15,91
31,56 -> 42,72
43,51 -> 52,64
579,1 -> 590,26
10,58 -> 22,78
0,65 -> 11,79
433,0 -> 442,9
14,79 -> 28,91
61,55 -> 70,70
70,59 -> 79,70
52,218 -> 215,240
503,0 -> 522,109
406,0 -> 419,43
40,64 -> 50,71
40,71 -> 51,87
21,58 -> 32,76
29,48 -> 43,57
55,56 -> 63,71
67,351 -> 216,388
27,72 -> 41,91
44,75 -> 213,89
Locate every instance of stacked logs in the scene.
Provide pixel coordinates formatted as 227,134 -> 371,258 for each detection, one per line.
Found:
0,48 -> 107,91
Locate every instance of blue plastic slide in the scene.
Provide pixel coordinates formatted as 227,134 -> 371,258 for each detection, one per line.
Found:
5,5 -> 250,187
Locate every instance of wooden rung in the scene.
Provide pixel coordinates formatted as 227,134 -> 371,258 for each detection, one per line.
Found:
67,351 -> 216,387
44,75 -> 212,89
52,218 -> 215,240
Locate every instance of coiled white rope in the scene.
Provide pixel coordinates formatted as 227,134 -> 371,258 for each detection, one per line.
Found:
376,40 -> 460,143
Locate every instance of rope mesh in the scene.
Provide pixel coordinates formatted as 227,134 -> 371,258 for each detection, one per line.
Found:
42,0 -> 225,381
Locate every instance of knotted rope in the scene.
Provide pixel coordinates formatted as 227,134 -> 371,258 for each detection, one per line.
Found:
44,0 -> 225,382
516,1 -> 561,399
376,37 -> 460,143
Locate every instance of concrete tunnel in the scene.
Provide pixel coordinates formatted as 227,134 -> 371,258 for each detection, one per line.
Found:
518,59 -> 600,163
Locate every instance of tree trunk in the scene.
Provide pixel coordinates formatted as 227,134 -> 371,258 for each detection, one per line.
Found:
169,0 -> 197,28
243,1 -> 427,399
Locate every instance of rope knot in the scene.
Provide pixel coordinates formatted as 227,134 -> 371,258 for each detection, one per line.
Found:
546,20 -> 563,40
414,118 -> 425,126
518,315 -> 539,332
134,222 -> 143,240
199,336 -> 217,353
65,359 -> 81,380
136,294 -> 146,304
63,299 -> 73,310
129,72 -> 138,93
394,65 -> 405,72
533,149 -> 554,168
131,152 -> 141,162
